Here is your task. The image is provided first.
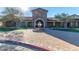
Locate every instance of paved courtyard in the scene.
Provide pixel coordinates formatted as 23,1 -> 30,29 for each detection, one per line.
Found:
23,29 -> 79,51
0,29 -> 79,51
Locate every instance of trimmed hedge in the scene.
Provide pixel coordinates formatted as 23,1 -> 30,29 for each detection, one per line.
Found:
0,27 -> 19,32
53,28 -> 79,32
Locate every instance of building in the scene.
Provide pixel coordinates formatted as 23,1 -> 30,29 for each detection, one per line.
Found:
23,8 -> 79,28
1,8 -> 79,28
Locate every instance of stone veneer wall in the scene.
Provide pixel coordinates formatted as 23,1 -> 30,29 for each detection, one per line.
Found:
32,9 -> 48,28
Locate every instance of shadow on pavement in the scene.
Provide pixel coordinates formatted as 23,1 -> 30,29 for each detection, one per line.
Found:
0,40 -> 49,51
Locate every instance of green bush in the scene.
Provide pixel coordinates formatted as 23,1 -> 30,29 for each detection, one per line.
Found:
53,28 -> 79,32
0,27 -> 19,32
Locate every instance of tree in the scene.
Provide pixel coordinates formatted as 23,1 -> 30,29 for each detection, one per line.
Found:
1,7 -> 23,21
54,13 -> 69,20
1,7 -> 24,27
2,7 -> 23,15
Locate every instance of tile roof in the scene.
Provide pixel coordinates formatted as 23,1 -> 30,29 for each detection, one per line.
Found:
32,8 -> 48,12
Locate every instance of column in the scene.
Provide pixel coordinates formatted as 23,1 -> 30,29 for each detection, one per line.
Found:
60,22 -> 63,27
64,22 -> 67,28
70,22 -> 73,27
53,21 -> 55,27
76,21 -> 78,27
16,21 -> 19,27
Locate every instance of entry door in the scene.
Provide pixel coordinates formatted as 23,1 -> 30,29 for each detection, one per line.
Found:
35,20 -> 44,28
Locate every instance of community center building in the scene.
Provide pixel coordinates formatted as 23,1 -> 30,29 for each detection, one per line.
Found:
1,8 -> 79,28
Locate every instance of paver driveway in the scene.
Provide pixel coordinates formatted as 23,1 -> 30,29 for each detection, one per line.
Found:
23,29 -> 79,51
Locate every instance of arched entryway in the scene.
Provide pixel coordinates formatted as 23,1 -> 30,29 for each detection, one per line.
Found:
34,18 -> 45,29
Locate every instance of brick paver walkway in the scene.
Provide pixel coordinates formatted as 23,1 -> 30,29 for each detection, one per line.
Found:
23,29 -> 79,51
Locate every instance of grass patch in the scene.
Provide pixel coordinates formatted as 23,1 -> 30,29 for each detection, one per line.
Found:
0,27 -> 17,32
0,27 -> 27,32
14,28 -> 26,32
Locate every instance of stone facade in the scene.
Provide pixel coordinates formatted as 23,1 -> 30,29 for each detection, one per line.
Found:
32,8 -> 48,28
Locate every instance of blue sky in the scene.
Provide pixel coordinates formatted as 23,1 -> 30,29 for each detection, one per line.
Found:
1,7 -> 79,17
26,7 -> 79,17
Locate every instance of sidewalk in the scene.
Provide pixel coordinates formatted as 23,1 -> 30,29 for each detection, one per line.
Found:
23,29 -> 79,51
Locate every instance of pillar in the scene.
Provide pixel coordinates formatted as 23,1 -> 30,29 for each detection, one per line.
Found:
53,22 -> 55,27
64,22 -> 67,28
60,22 -> 63,27
70,22 -> 73,27
76,21 -> 78,27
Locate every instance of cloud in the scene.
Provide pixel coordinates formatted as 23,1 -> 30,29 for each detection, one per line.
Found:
19,7 -> 30,11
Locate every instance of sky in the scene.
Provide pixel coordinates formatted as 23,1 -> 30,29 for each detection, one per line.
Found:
1,7 -> 79,17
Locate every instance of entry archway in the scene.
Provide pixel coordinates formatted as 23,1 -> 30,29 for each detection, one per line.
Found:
34,18 -> 45,28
